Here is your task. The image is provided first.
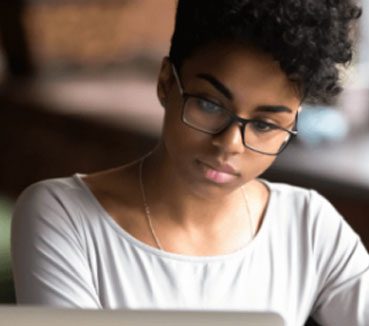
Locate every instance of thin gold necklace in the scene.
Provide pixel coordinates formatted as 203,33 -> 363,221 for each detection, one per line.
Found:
138,156 -> 254,252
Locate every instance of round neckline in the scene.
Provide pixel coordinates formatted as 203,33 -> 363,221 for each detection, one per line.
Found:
73,173 -> 274,263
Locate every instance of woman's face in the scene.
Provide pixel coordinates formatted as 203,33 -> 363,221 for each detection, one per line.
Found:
157,41 -> 301,196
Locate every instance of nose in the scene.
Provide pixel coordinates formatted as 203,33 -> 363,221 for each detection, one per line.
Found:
211,122 -> 245,155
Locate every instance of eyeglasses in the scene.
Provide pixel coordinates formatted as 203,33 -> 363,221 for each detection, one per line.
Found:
171,63 -> 298,156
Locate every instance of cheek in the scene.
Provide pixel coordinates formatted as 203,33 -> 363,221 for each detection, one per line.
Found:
241,152 -> 277,182
161,109 -> 209,161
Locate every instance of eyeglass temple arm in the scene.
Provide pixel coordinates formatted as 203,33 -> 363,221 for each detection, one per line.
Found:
171,63 -> 185,96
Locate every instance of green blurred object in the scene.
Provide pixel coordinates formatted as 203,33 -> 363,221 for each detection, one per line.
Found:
0,196 -> 16,303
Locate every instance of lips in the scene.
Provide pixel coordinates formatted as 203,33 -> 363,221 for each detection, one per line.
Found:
201,160 -> 238,175
198,160 -> 239,184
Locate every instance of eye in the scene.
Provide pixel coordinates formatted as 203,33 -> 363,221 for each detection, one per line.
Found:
249,120 -> 277,133
196,98 -> 223,114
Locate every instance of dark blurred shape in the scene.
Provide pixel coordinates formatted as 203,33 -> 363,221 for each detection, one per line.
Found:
0,280 -> 15,304
0,97 -> 157,198
0,0 -> 35,77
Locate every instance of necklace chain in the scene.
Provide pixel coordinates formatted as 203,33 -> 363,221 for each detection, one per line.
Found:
138,156 -> 254,252
139,156 -> 164,250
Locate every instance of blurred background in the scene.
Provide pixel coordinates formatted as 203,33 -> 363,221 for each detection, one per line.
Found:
0,0 -> 368,305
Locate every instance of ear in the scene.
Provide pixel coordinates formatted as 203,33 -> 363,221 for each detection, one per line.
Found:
157,57 -> 174,109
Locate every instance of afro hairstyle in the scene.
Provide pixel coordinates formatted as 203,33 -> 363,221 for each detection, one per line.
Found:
169,0 -> 362,104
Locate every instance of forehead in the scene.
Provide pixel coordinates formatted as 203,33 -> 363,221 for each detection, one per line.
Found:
180,42 -> 301,111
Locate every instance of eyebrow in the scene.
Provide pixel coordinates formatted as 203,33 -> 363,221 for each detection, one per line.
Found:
196,73 -> 293,114
196,73 -> 233,100
255,105 -> 293,114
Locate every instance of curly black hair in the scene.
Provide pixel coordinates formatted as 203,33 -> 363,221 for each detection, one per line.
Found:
169,0 -> 362,104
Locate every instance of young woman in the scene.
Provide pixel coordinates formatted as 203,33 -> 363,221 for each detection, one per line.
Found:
11,1 -> 368,325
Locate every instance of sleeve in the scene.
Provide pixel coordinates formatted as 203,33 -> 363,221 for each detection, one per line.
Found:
11,181 -> 102,308
309,192 -> 369,326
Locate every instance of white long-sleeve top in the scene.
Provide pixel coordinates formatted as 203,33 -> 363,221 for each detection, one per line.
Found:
11,175 -> 369,326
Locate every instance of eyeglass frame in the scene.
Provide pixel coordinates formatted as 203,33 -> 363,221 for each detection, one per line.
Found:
170,62 -> 299,156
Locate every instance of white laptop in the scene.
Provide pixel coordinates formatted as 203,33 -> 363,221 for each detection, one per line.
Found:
0,306 -> 285,326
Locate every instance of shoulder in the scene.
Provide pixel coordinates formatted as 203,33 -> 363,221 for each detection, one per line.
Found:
17,175 -> 85,201
263,180 -> 364,252
265,180 -> 368,269
264,179 -> 315,199
11,178 -> 104,307
263,179 -> 329,218
268,181 -> 355,237
15,175 -> 90,213
12,175 -> 94,237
